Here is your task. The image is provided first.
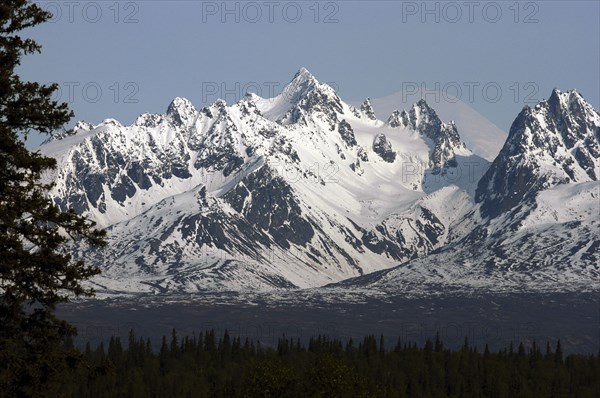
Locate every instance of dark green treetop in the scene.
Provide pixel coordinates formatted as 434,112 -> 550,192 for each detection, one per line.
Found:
0,1 -> 106,396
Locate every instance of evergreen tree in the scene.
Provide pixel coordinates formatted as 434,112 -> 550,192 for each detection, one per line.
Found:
0,1 -> 105,396
555,339 -> 563,365
158,336 -> 169,376
170,328 -> 179,358
434,332 -> 443,353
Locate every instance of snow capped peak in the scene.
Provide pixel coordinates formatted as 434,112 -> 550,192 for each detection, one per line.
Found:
52,120 -> 96,139
476,88 -> 600,218
236,94 -> 263,118
415,98 -> 430,108
403,99 -> 469,171
198,98 -> 229,119
166,97 -> 197,125
549,87 -> 581,100
100,118 -> 123,127
410,99 -> 440,127
549,87 -> 563,100
293,66 -> 317,83
407,99 -> 451,137
256,68 -> 344,125
380,99 -> 469,171
280,67 -> 322,103
360,98 -> 377,120
213,98 -> 227,108
276,67 -> 340,111
387,109 -> 409,128
508,88 -> 599,150
167,96 -> 194,113
41,122 -> 90,145
546,88 -> 593,122
548,88 -> 571,108
74,120 -> 94,131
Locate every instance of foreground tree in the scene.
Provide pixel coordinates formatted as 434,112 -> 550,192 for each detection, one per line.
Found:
0,1 -> 105,396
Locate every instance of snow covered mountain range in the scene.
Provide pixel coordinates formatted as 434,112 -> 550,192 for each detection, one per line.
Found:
39,69 -> 599,295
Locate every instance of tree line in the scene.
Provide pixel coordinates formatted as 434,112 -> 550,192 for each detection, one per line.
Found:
50,329 -> 598,398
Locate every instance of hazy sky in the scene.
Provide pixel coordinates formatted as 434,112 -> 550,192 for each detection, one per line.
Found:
20,1 -> 600,147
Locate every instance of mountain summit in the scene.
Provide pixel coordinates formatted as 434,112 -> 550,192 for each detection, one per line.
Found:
476,89 -> 600,218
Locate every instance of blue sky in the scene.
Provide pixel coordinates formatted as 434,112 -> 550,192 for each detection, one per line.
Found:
21,1 -> 600,146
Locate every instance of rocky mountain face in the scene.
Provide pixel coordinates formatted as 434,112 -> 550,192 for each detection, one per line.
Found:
330,89 -> 600,296
40,71 -> 598,295
476,89 -> 600,218
387,100 -> 466,172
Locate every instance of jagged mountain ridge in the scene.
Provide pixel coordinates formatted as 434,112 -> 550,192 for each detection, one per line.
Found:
367,90 -> 507,162
39,70 -> 598,295
476,89 -> 600,218
41,68 -> 485,293
388,99 -> 466,172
